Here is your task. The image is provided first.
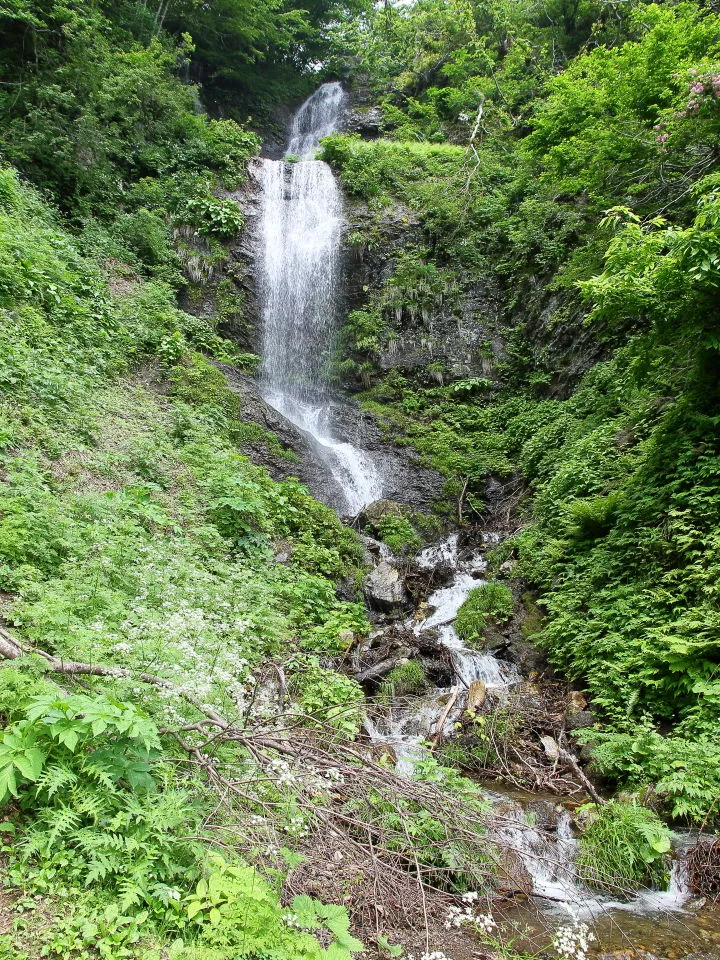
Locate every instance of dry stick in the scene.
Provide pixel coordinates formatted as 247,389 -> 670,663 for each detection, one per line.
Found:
457,475 -> 470,526
558,732 -> 605,806
430,685 -> 461,750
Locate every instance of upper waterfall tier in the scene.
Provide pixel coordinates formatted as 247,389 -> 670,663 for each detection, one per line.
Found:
257,158 -> 343,406
286,82 -> 346,157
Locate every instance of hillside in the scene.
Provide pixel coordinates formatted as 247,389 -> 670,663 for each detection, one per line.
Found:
0,2 -> 719,959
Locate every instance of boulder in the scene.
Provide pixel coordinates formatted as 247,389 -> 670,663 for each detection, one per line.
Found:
358,533 -> 388,566
568,690 -> 588,713
566,709 -> 595,731
364,560 -> 409,610
540,735 -> 560,762
359,499 -> 406,527
495,850 -> 533,897
466,679 -> 487,714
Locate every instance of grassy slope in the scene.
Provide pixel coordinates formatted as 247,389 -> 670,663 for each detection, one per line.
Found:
0,164 -> 376,958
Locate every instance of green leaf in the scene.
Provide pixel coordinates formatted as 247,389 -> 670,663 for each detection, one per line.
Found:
187,901 -> 203,920
0,767 -> 18,799
14,748 -> 44,781
650,836 -> 671,854
57,728 -> 79,752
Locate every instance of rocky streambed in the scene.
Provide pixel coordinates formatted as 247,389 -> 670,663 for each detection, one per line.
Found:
351,513 -> 720,960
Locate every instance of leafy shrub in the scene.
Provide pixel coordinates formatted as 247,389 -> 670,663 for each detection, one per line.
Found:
580,724 -> 720,825
292,665 -> 365,739
0,692 -> 206,923
185,857 -> 363,959
441,709 -> 521,774
565,492 -> 623,540
577,801 -> 672,893
455,583 -> 514,647
375,513 -> 421,554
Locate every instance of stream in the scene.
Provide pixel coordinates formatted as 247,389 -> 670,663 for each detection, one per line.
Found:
251,83 -> 720,958
364,531 -> 720,956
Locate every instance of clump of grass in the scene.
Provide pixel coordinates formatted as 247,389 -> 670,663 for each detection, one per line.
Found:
379,660 -> 425,700
577,801 -> 671,893
455,582 -> 513,647
374,513 -> 421,555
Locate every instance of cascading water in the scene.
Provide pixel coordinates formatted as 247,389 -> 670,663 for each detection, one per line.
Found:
251,84 -> 716,956
363,532 -> 707,952
366,533 -> 520,772
255,82 -> 383,514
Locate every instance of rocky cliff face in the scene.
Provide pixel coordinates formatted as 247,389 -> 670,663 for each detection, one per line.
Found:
331,83 -> 607,399
340,194 -> 505,388
219,364 -> 446,515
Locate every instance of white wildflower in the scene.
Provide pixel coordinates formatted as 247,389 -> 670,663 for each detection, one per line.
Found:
552,919 -> 596,960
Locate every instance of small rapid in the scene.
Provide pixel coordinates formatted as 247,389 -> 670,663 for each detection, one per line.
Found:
366,532 -> 520,771
363,531 -> 707,951
255,83 -> 382,515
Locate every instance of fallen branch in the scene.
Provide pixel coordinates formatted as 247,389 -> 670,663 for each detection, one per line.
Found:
558,736 -> 605,806
430,686 -> 461,749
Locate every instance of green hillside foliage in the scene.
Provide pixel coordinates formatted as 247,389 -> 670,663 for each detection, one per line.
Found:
0,160 -> 371,955
325,0 -> 720,821
1,0 -> 720,952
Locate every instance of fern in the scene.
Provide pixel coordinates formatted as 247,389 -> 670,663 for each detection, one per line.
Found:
35,762 -> 77,799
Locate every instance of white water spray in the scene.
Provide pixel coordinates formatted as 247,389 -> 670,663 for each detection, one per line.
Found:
255,82 -> 382,514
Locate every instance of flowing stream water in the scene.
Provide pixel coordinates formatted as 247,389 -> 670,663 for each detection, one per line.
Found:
252,83 -> 719,956
363,532 -> 718,955
255,82 -> 383,514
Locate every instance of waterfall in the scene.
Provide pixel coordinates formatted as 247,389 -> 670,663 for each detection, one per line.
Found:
255,82 -> 383,515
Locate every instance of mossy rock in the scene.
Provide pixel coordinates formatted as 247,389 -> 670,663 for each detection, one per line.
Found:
455,582 -> 513,648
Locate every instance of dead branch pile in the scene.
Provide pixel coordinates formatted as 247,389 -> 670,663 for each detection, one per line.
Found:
0,625 -> 598,937
686,837 -> 720,901
0,626 -> 507,933
185,716 -> 503,932
442,681 -> 599,800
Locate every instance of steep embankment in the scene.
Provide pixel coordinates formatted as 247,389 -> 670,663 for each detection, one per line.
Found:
0,163 -> 390,957
316,1 -> 720,830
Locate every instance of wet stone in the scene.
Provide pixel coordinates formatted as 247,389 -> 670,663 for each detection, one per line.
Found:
364,560 -> 410,610
359,498 -> 406,526
466,679 -> 486,714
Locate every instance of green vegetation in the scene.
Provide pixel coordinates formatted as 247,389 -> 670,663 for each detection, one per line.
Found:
322,0 -> 720,824
0,161 -> 375,956
375,513 -> 422,554
2,0 -> 720,950
455,583 -> 514,646
380,660 -> 426,698
577,801 -> 672,893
